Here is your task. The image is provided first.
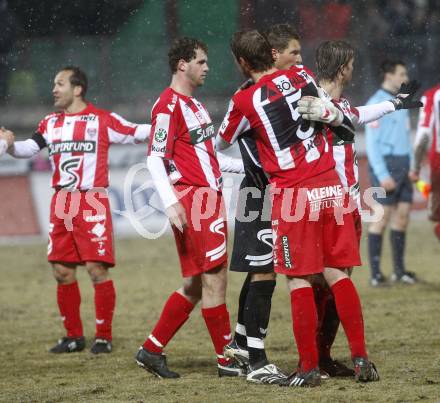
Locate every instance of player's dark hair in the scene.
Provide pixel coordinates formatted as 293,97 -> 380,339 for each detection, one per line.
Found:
380,60 -> 406,79
168,37 -> 208,74
315,40 -> 355,81
60,66 -> 88,98
230,30 -> 274,73
265,23 -> 300,51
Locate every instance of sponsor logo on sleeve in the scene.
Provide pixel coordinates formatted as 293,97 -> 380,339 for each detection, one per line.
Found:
151,113 -> 170,154
154,127 -> 167,142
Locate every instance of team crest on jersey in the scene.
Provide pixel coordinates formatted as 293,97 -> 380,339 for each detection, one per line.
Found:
53,127 -> 62,140
87,128 -> 97,137
154,128 -> 167,142
194,110 -> 206,124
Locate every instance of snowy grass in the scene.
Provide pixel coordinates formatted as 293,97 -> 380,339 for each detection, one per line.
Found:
0,219 -> 439,402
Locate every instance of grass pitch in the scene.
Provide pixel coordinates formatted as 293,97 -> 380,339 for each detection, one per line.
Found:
0,218 -> 439,402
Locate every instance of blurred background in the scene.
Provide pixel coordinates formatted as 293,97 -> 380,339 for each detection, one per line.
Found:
1,0 -> 439,126
0,0 -> 437,239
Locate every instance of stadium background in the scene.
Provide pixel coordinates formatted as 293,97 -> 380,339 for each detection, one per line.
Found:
0,0 -> 437,238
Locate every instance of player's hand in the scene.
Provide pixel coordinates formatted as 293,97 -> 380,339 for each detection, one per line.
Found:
408,170 -> 419,183
298,96 -> 343,126
165,202 -> 187,232
380,177 -> 396,192
0,127 -> 15,147
390,80 -> 423,110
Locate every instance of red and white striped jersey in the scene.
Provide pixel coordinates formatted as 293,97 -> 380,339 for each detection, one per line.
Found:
148,87 -> 222,190
330,97 -> 360,203
33,103 -> 149,190
219,67 -> 334,188
416,85 -> 440,171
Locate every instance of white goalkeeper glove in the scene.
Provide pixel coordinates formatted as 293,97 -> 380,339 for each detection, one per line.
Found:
298,96 -> 343,126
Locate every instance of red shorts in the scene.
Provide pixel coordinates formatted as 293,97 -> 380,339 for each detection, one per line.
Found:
272,170 -> 361,276
429,170 -> 440,222
172,185 -> 228,278
48,189 -> 115,266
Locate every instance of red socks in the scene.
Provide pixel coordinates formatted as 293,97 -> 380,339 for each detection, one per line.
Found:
57,282 -> 83,338
143,297 -> 231,365
94,280 -> 116,341
202,304 -> 232,365
331,278 -> 367,359
143,292 -> 195,353
290,287 -> 319,372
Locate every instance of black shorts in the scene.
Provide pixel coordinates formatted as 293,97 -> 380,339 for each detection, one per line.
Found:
230,177 -> 274,273
369,155 -> 413,206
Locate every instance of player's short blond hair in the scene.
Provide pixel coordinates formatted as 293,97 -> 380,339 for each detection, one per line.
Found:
230,30 -> 273,73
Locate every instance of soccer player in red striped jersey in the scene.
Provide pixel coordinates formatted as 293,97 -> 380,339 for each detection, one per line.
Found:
301,40 -> 421,379
3,66 -> 151,354
410,84 -> 440,240
217,30 -> 378,387
134,37 -> 241,379
299,39 -> 421,374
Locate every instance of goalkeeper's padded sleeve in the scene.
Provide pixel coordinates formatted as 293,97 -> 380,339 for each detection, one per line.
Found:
146,155 -> 178,210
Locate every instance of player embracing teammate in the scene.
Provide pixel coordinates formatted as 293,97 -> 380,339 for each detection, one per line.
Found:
217,30 -> 378,387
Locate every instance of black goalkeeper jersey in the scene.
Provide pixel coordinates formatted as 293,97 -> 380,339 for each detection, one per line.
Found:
238,130 -> 269,189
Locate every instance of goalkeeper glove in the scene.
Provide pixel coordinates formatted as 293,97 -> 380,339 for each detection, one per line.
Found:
298,96 -> 343,126
389,80 -> 423,110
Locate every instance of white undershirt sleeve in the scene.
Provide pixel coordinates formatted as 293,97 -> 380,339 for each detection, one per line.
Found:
146,155 -> 178,209
215,135 -> 232,151
354,101 -> 395,126
9,139 -> 41,158
217,152 -> 244,174
134,124 -> 151,143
